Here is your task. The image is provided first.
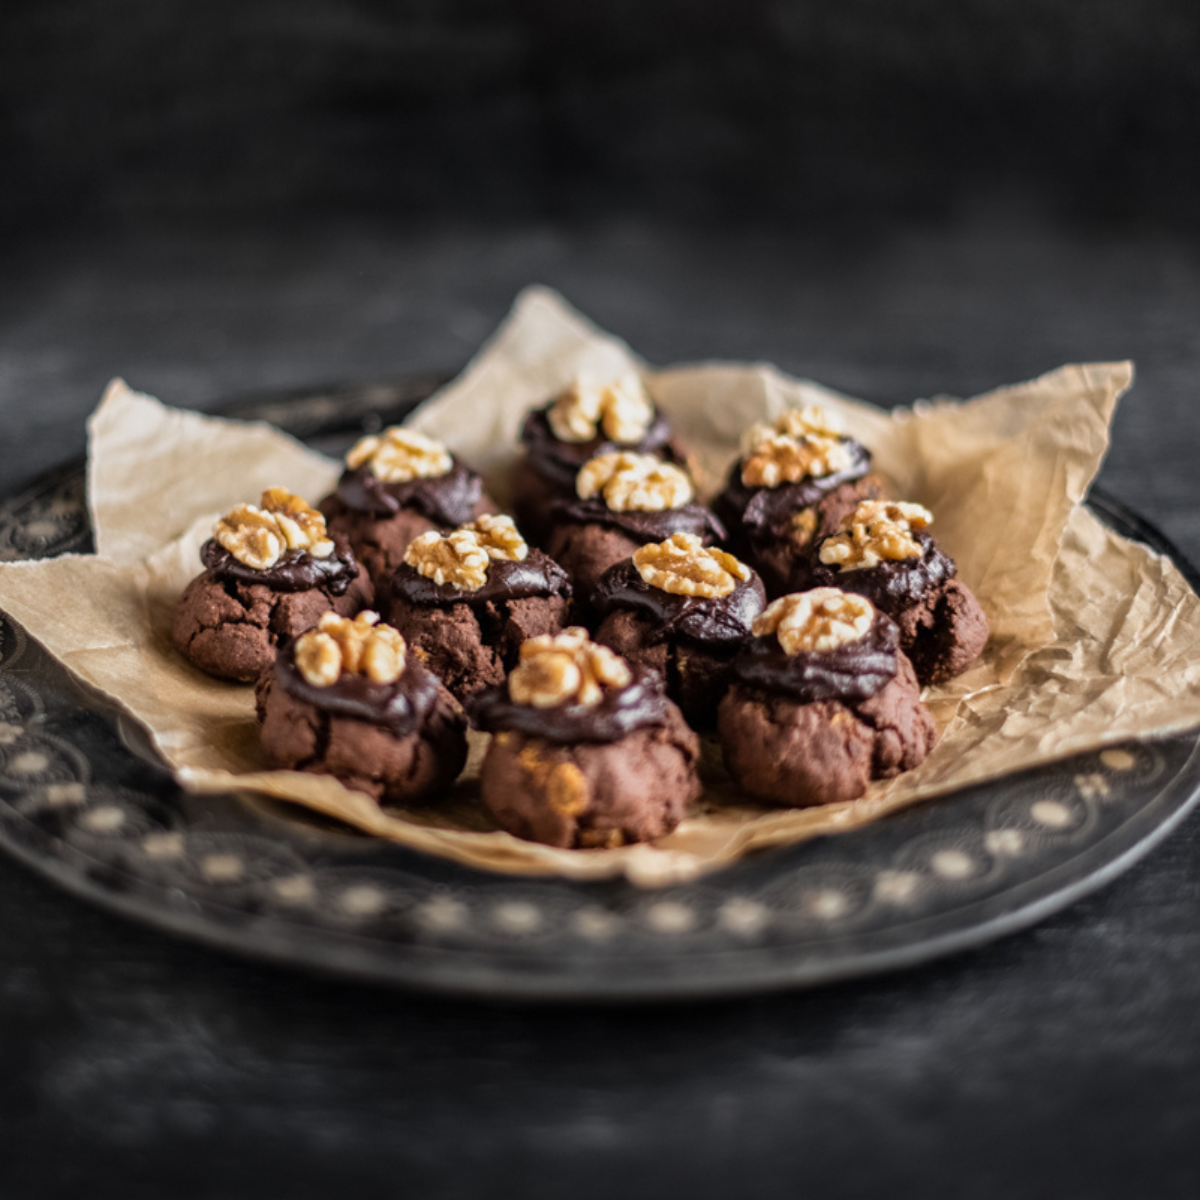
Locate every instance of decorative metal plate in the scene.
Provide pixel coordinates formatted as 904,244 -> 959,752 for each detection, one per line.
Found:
0,380 -> 1196,1001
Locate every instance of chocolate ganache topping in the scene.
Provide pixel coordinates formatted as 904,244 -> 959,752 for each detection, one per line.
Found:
734,614 -> 901,705
715,438 -> 872,544
809,531 -> 956,610
273,645 -> 447,738
391,549 -> 572,609
551,497 -> 725,545
200,537 -> 359,595
520,405 -> 683,493
593,559 -> 765,647
334,461 -> 483,525
469,665 -> 671,744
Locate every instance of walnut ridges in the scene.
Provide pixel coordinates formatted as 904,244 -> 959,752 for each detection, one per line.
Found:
344,427 -> 453,483
753,588 -> 875,655
575,452 -> 694,513
213,488 -> 334,570
508,628 -> 632,708
817,501 -> 932,572
402,515 -> 529,592
293,611 -> 406,687
632,532 -> 750,599
547,374 -> 655,445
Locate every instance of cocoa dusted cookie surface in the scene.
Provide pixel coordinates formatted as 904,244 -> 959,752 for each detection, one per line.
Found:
256,611 -> 467,804
513,374 -> 689,543
470,628 -> 701,848
320,426 -> 498,591
593,533 -> 765,726
718,589 -> 937,807
544,451 -> 722,602
388,514 -> 572,700
173,487 -> 372,683
713,406 -> 884,596
808,500 -> 989,684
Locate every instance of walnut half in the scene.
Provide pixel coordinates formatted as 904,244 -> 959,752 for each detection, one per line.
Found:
753,589 -> 876,655
345,426 -> 453,484
294,611 -> 407,687
547,374 -> 655,445
403,516 -> 529,591
740,433 -> 856,489
576,452 -> 693,513
403,529 -> 491,591
213,487 -> 334,571
740,404 -> 844,453
633,532 -> 751,599
818,500 -> 933,572
461,514 -> 528,562
508,627 -> 632,709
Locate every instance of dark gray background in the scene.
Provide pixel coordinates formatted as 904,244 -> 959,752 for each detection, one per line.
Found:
2,3 -> 1200,1197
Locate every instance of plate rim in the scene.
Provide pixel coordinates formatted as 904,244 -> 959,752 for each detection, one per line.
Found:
0,380 -> 1196,1002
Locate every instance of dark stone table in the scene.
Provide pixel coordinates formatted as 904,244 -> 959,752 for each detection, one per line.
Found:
2,220 -> 1198,1199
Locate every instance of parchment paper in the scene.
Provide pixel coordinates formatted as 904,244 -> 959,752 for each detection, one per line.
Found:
1,288 -> 1197,887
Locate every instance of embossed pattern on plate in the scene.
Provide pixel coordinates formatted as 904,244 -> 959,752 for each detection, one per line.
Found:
0,381 -> 1196,1001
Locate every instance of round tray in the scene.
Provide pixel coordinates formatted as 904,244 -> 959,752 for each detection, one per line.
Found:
0,380 -> 1195,1002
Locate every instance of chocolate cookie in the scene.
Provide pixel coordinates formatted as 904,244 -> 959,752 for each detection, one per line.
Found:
256,612 -> 467,804
718,589 -> 937,807
513,375 -> 689,543
173,488 -> 372,683
319,426 -> 498,590
470,629 -> 701,848
388,515 -> 573,699
808,500 -> 989,684
593,534 -> 766,726
713,407 -> 883,596
543,451 -> 722,601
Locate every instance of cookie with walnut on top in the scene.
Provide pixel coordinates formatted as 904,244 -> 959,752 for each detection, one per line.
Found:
806,500 -> 989,685
173,487 -> 372,683
593,532 -> 766,727
544,451 -> 723,601
514,373 -> 690,544
470,628 -> 701,849
713,405 -> 885,596
387,514 -> 572,701
320,425 -> 499,592
256,611 -> 467,804
718,589 -> 937,807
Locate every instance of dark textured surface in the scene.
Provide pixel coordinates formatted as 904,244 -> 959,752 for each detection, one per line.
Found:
2,219 -> 1200,1197
4,1 -> 1200,229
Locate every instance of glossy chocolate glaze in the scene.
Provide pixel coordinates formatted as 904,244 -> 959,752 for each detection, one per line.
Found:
592,559 -> 765,647
273,647 -> 446,737
390,549 -> 572,609
713,439 -> 872,544
550,497 -> 725,545
200,538 -> 360,595
808,531 -> 956,610
333,461 -> 483,525
469,665 -> 672,744
520,405 -> 685,492
733,614 -> 901,705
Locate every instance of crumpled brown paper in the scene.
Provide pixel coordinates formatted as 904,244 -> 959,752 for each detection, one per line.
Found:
1,287 -> 1197,886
